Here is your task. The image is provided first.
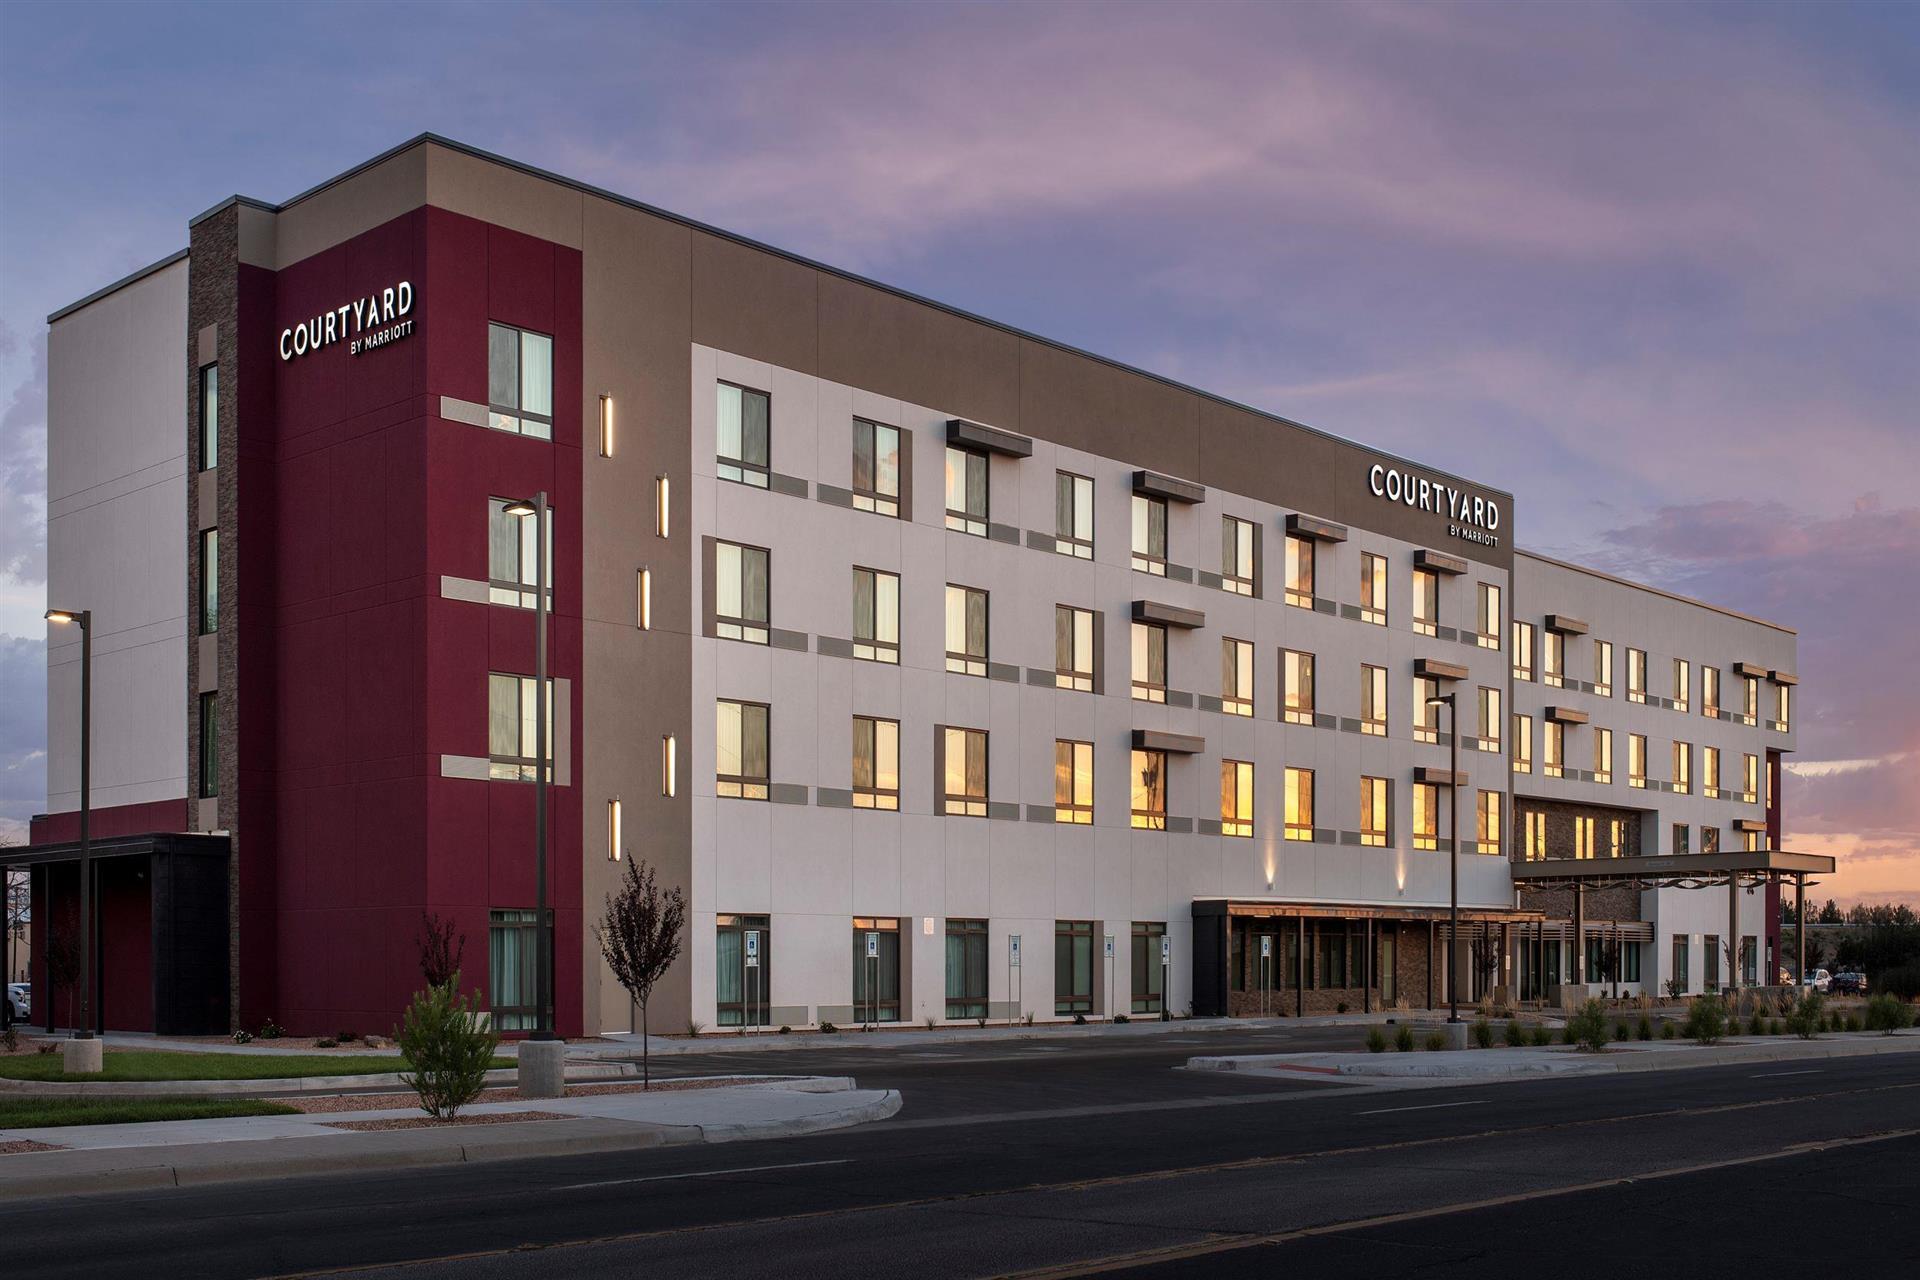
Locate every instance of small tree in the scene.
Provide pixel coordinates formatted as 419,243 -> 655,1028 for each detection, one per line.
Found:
1785,991 -> 1824,1040
417,912 -> 466,991
1686,993 -> 1728,1045
397,970 -> 499,1119
1469,930 -> 1500,1002
44,922 -> 80,1030
1567,998 -> 1610,1053
595,856 -> 687,1088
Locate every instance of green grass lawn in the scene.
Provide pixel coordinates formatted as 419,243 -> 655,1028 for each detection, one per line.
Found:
0,1096 -> 301,1129
0,1050 -> 514,1083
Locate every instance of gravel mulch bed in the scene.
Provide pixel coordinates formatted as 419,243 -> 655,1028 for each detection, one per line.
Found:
285,1074 -> 766,1114
0,1140 -> 67,1154
326,1111 -> 569,1132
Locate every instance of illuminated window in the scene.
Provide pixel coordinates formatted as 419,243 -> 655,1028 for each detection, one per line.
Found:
944,446 -> 988,536
1131,494 -> 1167,575
1512,620 -> 1535,681
488,323 -> 554,439
1221,638 -> 1254,716
1744,753 -> 1760,804
1629,733 -> 1647,788
1512,713 -> 1533,774
1672,740 -> 1692,794
487,498 -> 551,609
1477,686 -> 1502,752
488,673 -> 553,782
1524,810 -> 1547,861
1360,664 -> 1387,736
1055,605 -> 1095,691
1413,675 -> 1440,745
1593,726 -> 1613,785
714,542 -> 769,644
1131,622 -> 1167,703
1477,582 -> 1501,648
1131,749 -> 1167,830
1221,759 -> 1255,837
852,420 -> 901,517
715,381 -> 769,487
1544,720 -> 1564,778
1284,535 -> 1314,608
1774,682 -> 1790,731
1703,745 -> 1721,798
1607,817 -> 1627,858
1283,649 -> 1315,724
1284,767 -> 1314,841
852,716 -> 900,810
1222,516 -> 1257,596
1742,675 -> 1759,726
1412,568 -> 1438,636
1627,647 -> 1647,703
1702,665 -> 1721,717
716,699 -> 769,800
1359,776 -> 1389,847
1475,791 -> 1501,854
944,584 -> 988,676
1359,552 -> 1387,624
1593,639 -> 1613,697
1054,740 -> 1093,824
1543,631 -> 1564,688
1056,472 -> 1094,559
1703,825 -> 1721,854
852,568 -> 900,663
941,727 -> 988,817
1413,783 -> 1438,851
1673,659 -> 1691,713
1575,815 -> 1596,859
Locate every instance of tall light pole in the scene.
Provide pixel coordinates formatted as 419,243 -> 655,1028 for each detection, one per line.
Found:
503,495 -> 556,1041
1427,692 -> 1460,1025
45,607 -> 93,1039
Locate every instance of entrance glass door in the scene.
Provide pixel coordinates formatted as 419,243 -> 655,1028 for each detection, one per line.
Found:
1378,929 -> 1397,1004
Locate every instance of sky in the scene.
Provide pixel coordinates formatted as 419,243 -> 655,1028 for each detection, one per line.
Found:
0,0 -> 1914,900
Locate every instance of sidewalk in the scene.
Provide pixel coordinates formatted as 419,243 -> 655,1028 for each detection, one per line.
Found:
0,1077 -> 899,1199
1187,1028 -> 1920,1081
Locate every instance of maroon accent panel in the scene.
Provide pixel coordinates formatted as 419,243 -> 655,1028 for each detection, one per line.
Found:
100,860 -> 155,1033
29,798 -> 188,845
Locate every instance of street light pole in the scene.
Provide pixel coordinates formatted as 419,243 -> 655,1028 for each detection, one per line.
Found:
46,607 -> 93,1039
1428,692 -> 1460,1024
505,495 -> 557,1042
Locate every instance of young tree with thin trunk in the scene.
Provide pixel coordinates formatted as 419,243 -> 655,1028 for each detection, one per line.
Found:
595,856 -> 687,1088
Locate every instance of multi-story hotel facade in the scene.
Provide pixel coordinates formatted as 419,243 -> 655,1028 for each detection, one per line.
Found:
15,136 -> 1827,1038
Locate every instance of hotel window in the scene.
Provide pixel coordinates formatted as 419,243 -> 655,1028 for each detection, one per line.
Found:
1316,924 -> 1348,989
851,917 -> 902,1023
1607,817 -> 1628,858
1673,823 -> 1690,855
714,541 -> 770,644
1627,647 -> 1647,703
944,584 -> 988,676
1131,749 -> 1167,830
1477,582 -> 1501,648
1131,494 -> 1167,575
944,446 -> 988,536
715,381 -> 771,487
1742,675 -> 1759,726
851,419 -> 901,517
1512,713 -> 1533,774
1673,659 -> 1691,713
1477,686 -> 1502,752
1741,936 -> 1757,986
1055,740 -> 1094,824
489,908 -> 542,1030
1593,639 -> 1614,697
1132,622 -> 1167,703
1413,783 -> 1439,851
1742,828 -> 1763,853
1702,665 -> 1721,717
1413,676 -> 1440,744
198,364 -> 218,470
488,673 -> 553,782
1412,568 -> 1438,635
1131,922 -> 1167,1014
1524,809 -> 1547,861
1593,727 -> 1613,784
1284,535 -> 1315,608
1475,791 -> 1501,854
1672,740 -> 1692,795
1543,630 -> 1564,688
852,568 -> 900,663
1220,759 -> 1255,837
198,528 -> 219,633
198,691 -> 218,798
1359,552 -> 1387,624
1543,720 -> 1563,779
1360,776 -> 1390,847
1221,638 -> 1254,716
1702,746 -> 1721,798
487,498 -> 551,609
1629,733 -> 1647,788
716,914 -> 771,1027
1360,664 -> 1387,736
1055,920 -> 1095,1015
1056,471 -> 1094,559
852,716 -> 899,810
1055,605 -> 1096,692
1223,516 -> 1257,596
488,323 -> 554,439
1284,767 -> 1314,841
945,919 -> 989,1020
1774,683 -> 1791,731
1704,933 -> 1720,989
1672,935 -> 1690,992
1744,753 -> 1760,804
941,727 -> 988,817
1703,825 -> 1720,854
1512,620 -> 1535,680
715,699 -> 770,800
1283,649 -> 1315,724
1574,815 -> 1596,859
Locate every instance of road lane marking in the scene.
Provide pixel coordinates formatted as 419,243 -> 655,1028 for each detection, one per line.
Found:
1752,1069 -> 1822,1078
1354,1100 -> 1490,1116
554,1158 -> 850,1191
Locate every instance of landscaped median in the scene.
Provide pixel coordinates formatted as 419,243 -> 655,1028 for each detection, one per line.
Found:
0,1050 -> 513,1085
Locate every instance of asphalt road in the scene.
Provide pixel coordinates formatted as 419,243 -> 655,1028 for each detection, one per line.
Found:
8,1026 -> 1920,1279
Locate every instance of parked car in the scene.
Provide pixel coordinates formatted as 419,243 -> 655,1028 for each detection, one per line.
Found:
3,982 -> 25,1028
1802,968 -> 1832,992
1830,972 -> 1868,996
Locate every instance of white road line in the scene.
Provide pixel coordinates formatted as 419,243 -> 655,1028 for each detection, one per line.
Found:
555,1158 -> 851,1192
1751,1069 -> 1822,1078
1354,1099 -> 1491,1117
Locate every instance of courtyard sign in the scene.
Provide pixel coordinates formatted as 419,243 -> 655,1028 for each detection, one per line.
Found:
1367,463 -> 1502,548
280,280 -> 415,361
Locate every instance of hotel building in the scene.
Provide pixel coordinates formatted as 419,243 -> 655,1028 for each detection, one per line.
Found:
14,136 -> 1828,1037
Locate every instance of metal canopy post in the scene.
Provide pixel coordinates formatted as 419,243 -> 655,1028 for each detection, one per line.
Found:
1796,873 -> 1807,985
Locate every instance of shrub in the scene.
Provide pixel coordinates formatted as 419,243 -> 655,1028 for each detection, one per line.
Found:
1568,999 -> 1611,1053
258,1018 -> 283,1040
1637,1015 -> 1653,1041
686,1019 -> 705,1037
1865,994 -> 1915,1033
37,1041 -> 57,1054
1114,1014 -> 1131,1024
1847,1014 -> 1863,1032
1505,1019 -> 1527,1048
1614,1021 -> 1630,1042
1366,1026 -> 1387,1053
976,1016 -> 988,1028
396,973 -> 499,1120
1337,1001 -> 1350,1014
1472,1017 -> 1492,1049
232,1029 -> 254,1045
819,1021 -> 838,1034
780,1025 -> 792,1034
1660,1020 -> 1676,1039
1072,1013 -> 1086,1026
1747,1013 -> 1765,1037
314,1037 -> 338,1049
1395,1025 -> 1415,1052
1530,1024 -> 1554,1048
1423,1030 -> 1449,1052
1025,1011 -> 1037,1026
0,1026 -> 18,1054
1685,994 -> 1728,1045
1562,1023 -> 1578,1045
1665,978 -> 1687,999
1785,992 -> 1824,1040
336,1030 -> 359,1044
923,1015 -> 937,1030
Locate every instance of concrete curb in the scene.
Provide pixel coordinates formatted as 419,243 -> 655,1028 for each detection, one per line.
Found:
0,1087 -> 901,1201
0,1061 -> 639,1098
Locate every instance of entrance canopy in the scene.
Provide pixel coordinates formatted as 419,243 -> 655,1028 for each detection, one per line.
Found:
1195,898 -> 1544,925
1508,848 -> 1835,891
